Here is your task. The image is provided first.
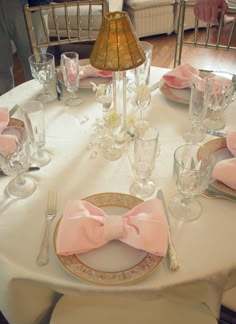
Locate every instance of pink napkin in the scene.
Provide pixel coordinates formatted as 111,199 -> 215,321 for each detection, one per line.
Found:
162,64 -> 201,89
56,199 -> 168,256
0,107 -> 9,132
212,131 -> 236,190
0,108 -> 17,156
79,65 -> 112,79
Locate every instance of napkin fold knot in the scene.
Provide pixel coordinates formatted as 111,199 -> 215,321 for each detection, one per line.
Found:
56,199 -> 168,257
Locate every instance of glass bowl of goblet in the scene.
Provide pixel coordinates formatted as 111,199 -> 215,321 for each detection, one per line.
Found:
0,126 -> 37,198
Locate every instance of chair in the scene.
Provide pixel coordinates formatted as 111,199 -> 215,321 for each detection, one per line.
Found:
174,0 -> 236,69
24,0 -> 108,57
49,294 -> 217,324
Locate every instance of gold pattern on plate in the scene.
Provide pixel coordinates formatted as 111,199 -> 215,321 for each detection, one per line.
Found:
200,138 -> 236,197
54,192 -> 163,286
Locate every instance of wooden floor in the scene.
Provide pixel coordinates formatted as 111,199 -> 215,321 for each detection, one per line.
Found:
13,27 -> 236,87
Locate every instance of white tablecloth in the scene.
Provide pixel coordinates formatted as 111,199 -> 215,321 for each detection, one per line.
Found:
0,67 -> 236,324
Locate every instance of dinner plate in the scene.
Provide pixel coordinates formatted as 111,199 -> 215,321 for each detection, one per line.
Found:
54,192 -> 163,286
159,78 -> 190,105
200,138 -> 236,197
57,58 -> 112,89
159,71 -> 208,105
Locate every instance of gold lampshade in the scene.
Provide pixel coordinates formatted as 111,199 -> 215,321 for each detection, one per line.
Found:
90,11 -> 145,71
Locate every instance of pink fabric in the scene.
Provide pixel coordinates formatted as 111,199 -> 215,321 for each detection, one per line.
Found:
212,131 -> 236,190
0,108 -> 9,132
162,64 -> 201,89
0,108 -> 17,156
0,134 -> 17,156
79,65 -> 112,79
56,199 -> 168,256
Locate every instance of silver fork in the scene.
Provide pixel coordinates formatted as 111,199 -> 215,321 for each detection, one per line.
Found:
202,188 -> 236,203
36,191 -> 57,266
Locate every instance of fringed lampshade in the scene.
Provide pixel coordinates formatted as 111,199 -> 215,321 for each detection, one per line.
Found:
90,11 -> 145,71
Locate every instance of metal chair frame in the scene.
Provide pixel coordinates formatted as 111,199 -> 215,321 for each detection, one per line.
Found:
24,0 -> 108,57
174,0 -> 236,68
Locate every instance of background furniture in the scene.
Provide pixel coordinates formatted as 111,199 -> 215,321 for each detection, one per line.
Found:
174,0 -> 236,68
24,0 -> 108,57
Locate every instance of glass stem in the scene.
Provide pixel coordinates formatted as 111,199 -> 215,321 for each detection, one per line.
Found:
181,196 -> 192,207
15,174 -> 26,186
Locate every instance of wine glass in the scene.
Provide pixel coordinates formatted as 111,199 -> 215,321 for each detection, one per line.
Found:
169,144 -> 214,222
201,71 -> 236,134
0,126 -> 37,198
60,52 -> 82,107
29,53 -> 56,103
21,101 -> 52,167
134,84 -> 151,129
183,80 -> 206,144
130,126 -> 159,199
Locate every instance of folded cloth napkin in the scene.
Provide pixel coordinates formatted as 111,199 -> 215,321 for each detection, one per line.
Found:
212,131 -> 236,190
79,65 -> 112,79
56,199 -> 168,256
0,108 -> 17,156
0,107 -> 9,132
162,64 -> 201,89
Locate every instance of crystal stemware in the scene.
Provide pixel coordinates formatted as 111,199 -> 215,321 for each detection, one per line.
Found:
21,101 -> 52,167
29,53 -> 56,103
169,144 -> 214,222
130,126 -> 159,199
0,126 -> 37,198
134,84 -> 151,129
183,80 -> 206,144
60,52 -> 82,107
95,83 -> 113,120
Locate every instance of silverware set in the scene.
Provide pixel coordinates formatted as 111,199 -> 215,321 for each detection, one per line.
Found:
202,187 -> 236,203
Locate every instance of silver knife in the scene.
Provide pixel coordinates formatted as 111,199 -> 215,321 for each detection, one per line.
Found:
149,81 -> 160,92
9,104 -> 20,117
156,189 -> 180,271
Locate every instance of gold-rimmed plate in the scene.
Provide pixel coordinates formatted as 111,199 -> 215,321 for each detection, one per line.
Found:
159,78 -> 190,105
200,138 -> 236,197
54,192 -> 163,286
159,71 -> 208,105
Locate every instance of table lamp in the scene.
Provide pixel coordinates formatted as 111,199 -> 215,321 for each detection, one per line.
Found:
90,11 -> 145,127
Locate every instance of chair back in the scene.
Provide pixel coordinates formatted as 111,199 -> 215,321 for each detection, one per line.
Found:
24,0 -> 108,57
174,0 -> 236,69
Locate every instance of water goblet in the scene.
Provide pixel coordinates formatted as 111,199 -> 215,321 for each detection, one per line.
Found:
169,144 -> 214,222
130,126 -> 159,199
183,80 -> 206,144
201,71 -> 236,134
60,52 -> 82,107
134,84 -> 151,129
0,126 -> 37,198
135,41 -> 153,86
21,101 -> 52,167
29,53 -> 56,103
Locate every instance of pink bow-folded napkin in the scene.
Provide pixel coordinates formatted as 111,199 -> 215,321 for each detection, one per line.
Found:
0,107 -> 9,132
212,131 -> 236,190
56,199 -> 168,256
163,64 -> 201,89
79,65 -> 112,79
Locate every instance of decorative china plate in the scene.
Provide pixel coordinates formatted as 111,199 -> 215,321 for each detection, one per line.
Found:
159,79 -> 190,105
57,58 -> 112,89
200,138 -> 236,197
54,192 -> 163,286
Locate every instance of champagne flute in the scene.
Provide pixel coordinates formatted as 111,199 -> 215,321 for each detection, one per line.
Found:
183,80 -> 206,144
29,53 -> 56,103
169,144 -> 214,222
60,52 -> 82,107
135,84 -> 151,129
21,101 -> 52,167
130,126 -> 159,199
0,126 -> 37,198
